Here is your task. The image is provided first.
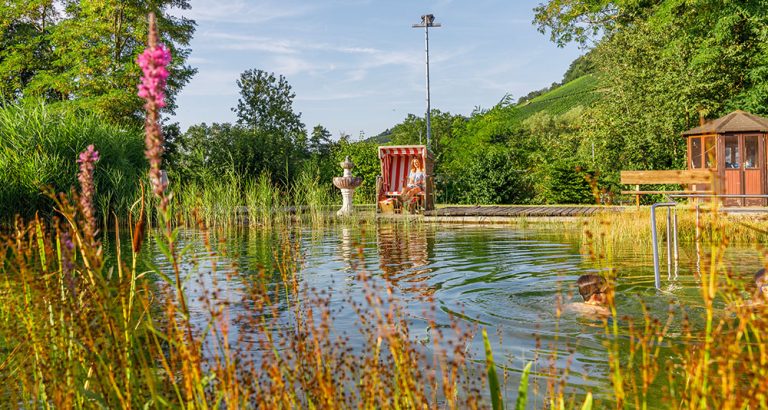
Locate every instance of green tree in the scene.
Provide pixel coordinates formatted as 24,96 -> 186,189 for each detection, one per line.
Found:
533,0 -> 662,46
334,139 -> 379,203
309,125 -> 333,156
306,124 -> 338,188
534,0 -> 768,186
388,110 -> 459,164
232,69 -> 307,181
0,0 -> 196,123
234,69 -> 304,135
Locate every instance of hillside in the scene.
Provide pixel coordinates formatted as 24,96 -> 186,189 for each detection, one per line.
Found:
513,74 -> 601,121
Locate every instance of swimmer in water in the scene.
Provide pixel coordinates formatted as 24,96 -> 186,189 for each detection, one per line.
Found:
565,274 -> 611,318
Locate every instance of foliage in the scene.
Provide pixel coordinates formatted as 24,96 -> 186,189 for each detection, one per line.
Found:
533,0 -> 661,46
523,109 -> 598,204
334,137 -> 380,203
307,124 -> 338,185
453,146 -> 532,205
234,69 -> 305,136
387,110 -> 462,164
0,0 -> 196,123
483,328 -> 504,410
0,99 -> 145,223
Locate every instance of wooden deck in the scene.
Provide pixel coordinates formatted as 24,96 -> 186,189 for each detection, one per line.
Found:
423,205 -> 624,218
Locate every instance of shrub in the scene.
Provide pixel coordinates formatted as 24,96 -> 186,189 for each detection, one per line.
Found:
456,146 -> 533,205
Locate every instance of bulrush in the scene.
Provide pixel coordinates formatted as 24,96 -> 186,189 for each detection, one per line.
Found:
76,144 -> 99,238
137,12 -> 172,208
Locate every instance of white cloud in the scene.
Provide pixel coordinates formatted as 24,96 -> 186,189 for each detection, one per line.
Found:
271,56 -> 316,76
198,31 -> 382,56
179,68 -> 241,97
202,32 -> 298,53
178,0 -> 317,24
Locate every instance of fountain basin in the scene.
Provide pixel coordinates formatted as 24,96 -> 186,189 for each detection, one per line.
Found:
333,176 -> 362,190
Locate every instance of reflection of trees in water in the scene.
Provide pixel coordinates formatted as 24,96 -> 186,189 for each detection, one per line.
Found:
376,222 -> 435,297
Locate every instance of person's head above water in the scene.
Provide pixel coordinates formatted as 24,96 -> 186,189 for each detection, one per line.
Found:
755,268 -> 768,299
577,274 -> 608,305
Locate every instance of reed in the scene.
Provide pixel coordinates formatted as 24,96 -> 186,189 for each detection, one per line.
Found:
291,163 -> 335,225
0,98 -> 145,224
574,204 -> 768,254
573,200 -> 768,409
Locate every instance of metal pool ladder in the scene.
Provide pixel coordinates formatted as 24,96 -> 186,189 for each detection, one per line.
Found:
651,194 -> 768,290
650,202 -> 678,290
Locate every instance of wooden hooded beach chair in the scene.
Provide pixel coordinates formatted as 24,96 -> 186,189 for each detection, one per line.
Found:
376,145 -> 435,212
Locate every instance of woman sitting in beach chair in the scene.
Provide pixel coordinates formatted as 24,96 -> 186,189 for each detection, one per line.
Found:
400,158 -> 426,211
376,145 -> 435,213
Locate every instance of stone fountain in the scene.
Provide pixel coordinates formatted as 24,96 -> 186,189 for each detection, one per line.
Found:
332,156 -> 363,216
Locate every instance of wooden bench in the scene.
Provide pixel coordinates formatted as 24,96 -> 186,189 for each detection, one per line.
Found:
620,170 -> 717,206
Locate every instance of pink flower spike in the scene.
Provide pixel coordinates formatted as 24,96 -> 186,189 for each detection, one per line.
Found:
77,144 -> 100,239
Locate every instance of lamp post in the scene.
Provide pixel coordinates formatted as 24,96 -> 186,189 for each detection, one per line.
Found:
412,14 -> 440,150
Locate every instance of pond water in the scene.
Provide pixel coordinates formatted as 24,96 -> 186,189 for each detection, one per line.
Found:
135,221 -> 762,406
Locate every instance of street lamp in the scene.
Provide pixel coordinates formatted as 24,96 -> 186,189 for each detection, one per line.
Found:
412,14 -> 440,150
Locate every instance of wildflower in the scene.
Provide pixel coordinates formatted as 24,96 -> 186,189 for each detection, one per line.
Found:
137,13 -> 172,206
137,44 -> 171,109
77,144 -> 99,237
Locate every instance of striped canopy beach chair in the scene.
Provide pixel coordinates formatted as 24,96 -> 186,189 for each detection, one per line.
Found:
376,145 -> 435,212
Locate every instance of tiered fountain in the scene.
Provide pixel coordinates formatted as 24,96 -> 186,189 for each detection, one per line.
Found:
332,156 -> 363,216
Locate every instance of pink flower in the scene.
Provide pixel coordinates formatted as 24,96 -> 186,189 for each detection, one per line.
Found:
137,45 -> 171,108
77,144 -> 99,238
138,13 -> 171,207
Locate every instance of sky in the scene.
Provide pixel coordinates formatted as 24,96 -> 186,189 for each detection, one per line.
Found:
170,0 -> 584,139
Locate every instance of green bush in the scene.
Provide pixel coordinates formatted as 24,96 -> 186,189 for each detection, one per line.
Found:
334,139 -> 380,203
0,99 -> 145,222
455,146 -> 533,205
543,160 -> 596,204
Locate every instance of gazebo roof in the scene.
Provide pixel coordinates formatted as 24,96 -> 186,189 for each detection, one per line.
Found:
682,110 -> 768,136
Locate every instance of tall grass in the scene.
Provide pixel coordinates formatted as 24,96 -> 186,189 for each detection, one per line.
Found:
573,201 -> 768,409
292,163 -> 335,224
0,192 -> 490,407
172,165 -> 337,229
0,98 -> 145,224
575,204 -> 768,254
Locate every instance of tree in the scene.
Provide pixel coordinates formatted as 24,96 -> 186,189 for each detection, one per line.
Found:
232,69 -> 307,182
309,125 -> 333,156
233,69 -> 304,135
533,0 -> 663,47
0,0 -> 196,123
533,0 -> 768,184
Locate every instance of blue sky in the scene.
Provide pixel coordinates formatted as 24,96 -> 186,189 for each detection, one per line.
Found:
171,0 -> 583,138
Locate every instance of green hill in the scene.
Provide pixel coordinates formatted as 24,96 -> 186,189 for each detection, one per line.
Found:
513,74 -> 601,121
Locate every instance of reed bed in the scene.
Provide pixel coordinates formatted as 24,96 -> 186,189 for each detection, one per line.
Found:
0,196 -> 494,407
167,165 -> 338,229
0,98 -> 145,224
572,203 -> 768,409
573,204 -> 768,254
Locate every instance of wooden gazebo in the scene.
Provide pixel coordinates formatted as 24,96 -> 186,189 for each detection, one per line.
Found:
682,110 -> 768,206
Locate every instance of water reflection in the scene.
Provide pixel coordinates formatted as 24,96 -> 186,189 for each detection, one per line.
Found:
136,222 -> 764,405
376,223 -> 435,296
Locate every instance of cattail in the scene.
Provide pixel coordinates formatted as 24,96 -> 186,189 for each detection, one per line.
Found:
132,182 -> 146,253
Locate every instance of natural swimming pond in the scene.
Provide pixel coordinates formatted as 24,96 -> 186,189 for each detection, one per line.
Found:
133,221 -> 762,406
